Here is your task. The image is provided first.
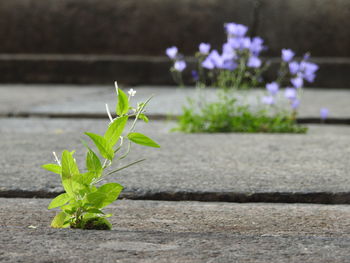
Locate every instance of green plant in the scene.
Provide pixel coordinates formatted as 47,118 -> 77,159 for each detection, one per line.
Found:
165,22 -> 318,133
173,91 -> 307,133
42,83 -> 159,230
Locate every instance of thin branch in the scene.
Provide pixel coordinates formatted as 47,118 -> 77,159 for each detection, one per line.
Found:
106,159 -> 146,176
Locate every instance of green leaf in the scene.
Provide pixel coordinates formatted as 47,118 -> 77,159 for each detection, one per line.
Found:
116,88 -> 129,116
48,193 -> 70,209
51,211 -> 68,228
104,116 -> 128,146
61,150 -> 79,179
127,132 -> 160,148
87,183 -> 123,209
86,149 -> 102,173
138,113 -> 149,123
85,132 -> 114,160
42,164 -> 61,175
61,150 -> 81,197
86,208 -> 104,214
77,171 -> 102,186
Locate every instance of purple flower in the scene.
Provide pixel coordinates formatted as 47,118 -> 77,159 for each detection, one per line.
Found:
201,50 -> 224,69
225,23 -> 248,37
241,37 -> 251,49
282,49 -> 295,62
250,37 -> 264,55
304,73 -> 316,83
300,61 -> 318,83
247,56 -> 261,68
174,60 -> 186,72
291,99 -> 300,109
266,82 -> 279,95
191,70 -> 199,81
303,53 -> 310,60
222,60 -> 237,71
202,57 -> 215,69
262,96 -> 275,105
320,108 -> 329,120
166,46 -> 178,59
291,76 -> 304,88
228,37 -> 241,50
289,61 -> 300,75
285,87 -> 297,100
222,43 -> 236,60
199,43 -> 211,54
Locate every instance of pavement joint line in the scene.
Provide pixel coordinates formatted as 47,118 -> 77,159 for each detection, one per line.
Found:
2,189 -> 350,205
0,112 -> 350,125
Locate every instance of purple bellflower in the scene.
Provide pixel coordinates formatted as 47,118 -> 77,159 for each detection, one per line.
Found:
291,99 -> 300,109
291,76 -> 304,88
300,61 -> 318,83
247,56 -> 261,68
199,43 -> 211,54
201,50 -> 223,69
303,53 -> 311,60
266,82 -> 279,95
174,60 -> 186,72
282,49 -> 295,62
250,37 -> 264,55
228,37 -> 241,50
320,108 -> 329,120
262,96 -> 275,105
191,70 -> 199,81
289,61 -> 300,75
222,43 -> 236,60
225,23 -> 248,37
202,57 -> 215,69
222,60 -> 237,71
166,46 -> 178,59
285,87 -> 297,100
240,37 -> 251,50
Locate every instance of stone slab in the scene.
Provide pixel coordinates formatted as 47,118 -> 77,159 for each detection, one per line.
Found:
0,118 -> 349,202
0,55 -> 349,87
1,0 -> 349,57
1,85 -> 350,120
1,199 -> 350,262
0,0 -> 255,55
256,0 -> 350,57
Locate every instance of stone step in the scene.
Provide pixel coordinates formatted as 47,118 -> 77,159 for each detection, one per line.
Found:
0,0 -> 349,86
0,55 -> 350,87
1,198 -> 350,262
1,118 -> 349,203
1,0 -> 349,57
1,85 -> 350,122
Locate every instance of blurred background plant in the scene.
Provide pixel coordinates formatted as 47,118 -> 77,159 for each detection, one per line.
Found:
166,22 -> 319,133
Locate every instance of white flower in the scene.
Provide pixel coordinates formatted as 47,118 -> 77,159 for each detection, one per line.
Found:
128,88 -> 136,97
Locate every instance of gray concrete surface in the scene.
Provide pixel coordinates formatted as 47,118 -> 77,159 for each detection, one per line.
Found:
0,118 -> 349,202
1,85 -> 350,120
1,199 -> 350,262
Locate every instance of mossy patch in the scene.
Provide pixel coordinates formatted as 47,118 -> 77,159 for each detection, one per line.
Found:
80,217 -> 112,230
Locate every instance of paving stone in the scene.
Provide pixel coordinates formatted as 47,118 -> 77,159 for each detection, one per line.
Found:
256,0 -> 350,57
0,118 -> 349,202
1,198 -> 350,262
1,0 -> 349,57
0,0 -> 255,55
1,85 -> 350,120
1,55 -> 349,87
